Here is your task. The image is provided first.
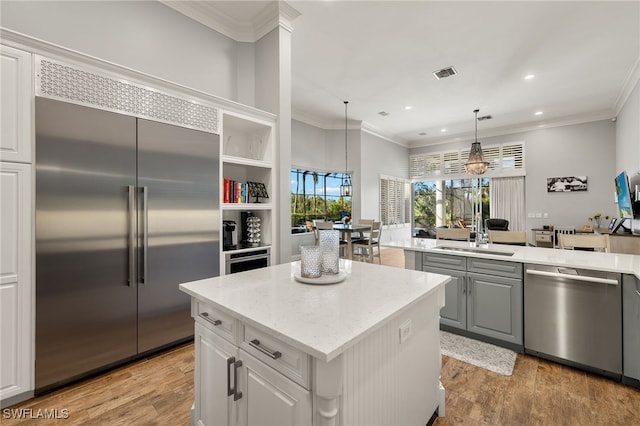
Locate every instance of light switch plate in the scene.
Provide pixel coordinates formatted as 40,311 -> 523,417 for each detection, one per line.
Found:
399,319 -> 412,344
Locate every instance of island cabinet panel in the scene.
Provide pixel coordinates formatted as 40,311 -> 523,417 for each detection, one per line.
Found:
194,323 -> 238,426
239,350 -> 311,426
422,252 -> 524,349
623,274 -> 640,387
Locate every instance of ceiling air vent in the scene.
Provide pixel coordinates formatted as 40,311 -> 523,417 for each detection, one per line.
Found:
477,115 -> 492,121
432,66 -> 457,80
378,111 -> 390,117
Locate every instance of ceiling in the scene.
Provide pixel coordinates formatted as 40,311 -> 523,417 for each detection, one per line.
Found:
164,1 -> 640,148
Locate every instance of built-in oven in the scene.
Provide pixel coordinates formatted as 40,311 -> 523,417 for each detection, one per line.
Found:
225,247 -> 271,275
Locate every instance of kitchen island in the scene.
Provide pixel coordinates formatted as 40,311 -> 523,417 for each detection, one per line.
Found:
179,260 -> 450,426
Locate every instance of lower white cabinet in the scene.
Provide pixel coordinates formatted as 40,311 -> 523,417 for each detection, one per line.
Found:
193,320 -> 311,426
0,161 -> 33,406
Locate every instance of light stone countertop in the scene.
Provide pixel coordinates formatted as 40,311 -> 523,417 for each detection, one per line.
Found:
385,238 -> 640,280
179,259 -> 450,362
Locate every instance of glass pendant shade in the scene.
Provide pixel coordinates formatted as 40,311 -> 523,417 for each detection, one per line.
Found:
464,109 -> 489,175
464,141 -> 489,175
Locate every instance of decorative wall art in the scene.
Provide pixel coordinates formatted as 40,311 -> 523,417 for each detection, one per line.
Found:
547,176 -> 588,192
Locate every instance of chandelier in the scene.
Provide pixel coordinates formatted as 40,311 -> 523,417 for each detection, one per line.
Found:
340,100 -> 352,197
464,109 -> 489,175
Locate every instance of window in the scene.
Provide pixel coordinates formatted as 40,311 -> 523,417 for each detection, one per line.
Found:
380,176 -> 411,226
290,169 -> 351,226
413,178 -> 489,233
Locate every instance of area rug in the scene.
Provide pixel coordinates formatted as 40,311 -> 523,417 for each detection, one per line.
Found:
440,331 -> 517,376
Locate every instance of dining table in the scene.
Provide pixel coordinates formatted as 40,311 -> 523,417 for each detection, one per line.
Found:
333,223 -> 372,260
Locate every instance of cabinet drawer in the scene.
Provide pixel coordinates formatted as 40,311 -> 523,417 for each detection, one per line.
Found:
241,325 -> 310,389
467,258 -> 522,279
194,300 -> 238,344
535,234 -> 552,243
423,252 -> 466,270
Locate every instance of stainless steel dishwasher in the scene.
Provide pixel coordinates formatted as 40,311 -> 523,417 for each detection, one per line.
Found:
524,264 -> 621,377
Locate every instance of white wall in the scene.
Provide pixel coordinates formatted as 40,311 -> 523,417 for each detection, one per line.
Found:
411,120 -> 617,232
1,1 -> 239,100
360,131 -> 411,243
292,120 -> 410,242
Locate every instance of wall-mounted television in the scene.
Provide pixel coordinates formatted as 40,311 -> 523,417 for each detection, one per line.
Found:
614,171 -> 634,219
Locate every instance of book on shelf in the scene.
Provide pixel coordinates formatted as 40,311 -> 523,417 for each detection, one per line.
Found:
223,179 -> 269,204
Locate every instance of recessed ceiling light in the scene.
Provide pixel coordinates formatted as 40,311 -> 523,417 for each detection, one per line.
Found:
535,111 -> 543,116
404,106 -> 413,110
441,128 -> 447,133
524,74 -> 535,80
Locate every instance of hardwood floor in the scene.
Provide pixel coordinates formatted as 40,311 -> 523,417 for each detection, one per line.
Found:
4,248 -> 639,425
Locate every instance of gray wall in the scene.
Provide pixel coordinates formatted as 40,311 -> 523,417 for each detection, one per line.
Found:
616,79 -> 640,177
1,1 -> 239,100
411,120 -> 617,232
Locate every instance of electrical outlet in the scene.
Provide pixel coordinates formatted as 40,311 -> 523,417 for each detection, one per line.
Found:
543,212 -> 549,218
399,319 -> 412,344
527,212 -> 535,218
535,212 -> 542,218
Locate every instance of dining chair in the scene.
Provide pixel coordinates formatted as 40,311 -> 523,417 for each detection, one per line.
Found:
352,221 -> 382,264
488,230 -> 527,246
559,233 -> 610,253
436,227 -> 471,242
553,226 -> 575,248
485,218 -> 510,231
353,219 -> 375,241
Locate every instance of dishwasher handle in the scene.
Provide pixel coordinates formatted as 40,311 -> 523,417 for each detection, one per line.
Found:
526,268 -> 618,286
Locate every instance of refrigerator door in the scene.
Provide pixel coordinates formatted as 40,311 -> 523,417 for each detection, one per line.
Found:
35,98 -> 138,391
137,119 -> 219,352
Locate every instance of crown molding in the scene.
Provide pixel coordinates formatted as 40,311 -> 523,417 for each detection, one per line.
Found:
408,110 -> 614,149
614,55 -> 640,116
160,1 -> 300,42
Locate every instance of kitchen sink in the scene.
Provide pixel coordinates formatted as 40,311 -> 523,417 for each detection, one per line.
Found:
432,246 -> 515,257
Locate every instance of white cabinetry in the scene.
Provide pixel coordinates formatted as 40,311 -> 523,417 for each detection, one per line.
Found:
0,44 -> 33,406
1,45 -> 32,164
192,302 -> 311,426
220,111 -> 276,270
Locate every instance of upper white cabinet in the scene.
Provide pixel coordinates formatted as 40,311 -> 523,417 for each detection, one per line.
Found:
221,110 -> 276,270
1,45 -> 32,164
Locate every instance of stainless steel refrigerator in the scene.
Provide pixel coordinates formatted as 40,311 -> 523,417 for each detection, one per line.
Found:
35,97 -> 219,392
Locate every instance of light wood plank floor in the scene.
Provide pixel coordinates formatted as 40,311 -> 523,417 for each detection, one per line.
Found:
4,248 -> 639,425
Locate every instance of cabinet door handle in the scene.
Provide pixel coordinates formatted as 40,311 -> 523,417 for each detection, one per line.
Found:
227,357 -> 235,397
250,339 -> 282,359
200,312 -> 222,326
233,360 -> 243,401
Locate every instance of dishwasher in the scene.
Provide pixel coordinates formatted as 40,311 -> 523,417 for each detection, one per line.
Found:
524,264 -> 621,378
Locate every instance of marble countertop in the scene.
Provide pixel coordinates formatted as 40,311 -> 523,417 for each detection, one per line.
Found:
179,260 -> 450,362
386,238 -> 640,279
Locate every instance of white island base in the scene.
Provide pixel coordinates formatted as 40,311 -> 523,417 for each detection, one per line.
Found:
181,260 -> 448,426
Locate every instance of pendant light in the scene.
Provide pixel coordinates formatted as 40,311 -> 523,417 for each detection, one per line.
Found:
340,100 -> 352,197
464,109 -> 489,175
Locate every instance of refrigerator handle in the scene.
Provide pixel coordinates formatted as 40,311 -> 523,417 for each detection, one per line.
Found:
127,185 -> 135,287
141,186 -> 149,284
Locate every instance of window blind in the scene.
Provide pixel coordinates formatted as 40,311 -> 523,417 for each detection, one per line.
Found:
379,176 -> 411,225
409,141 -> 525,180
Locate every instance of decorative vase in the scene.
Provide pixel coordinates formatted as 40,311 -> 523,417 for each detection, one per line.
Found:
318,229 -> 340,274
300,245 -> 322,278
246,214 -> 261,247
